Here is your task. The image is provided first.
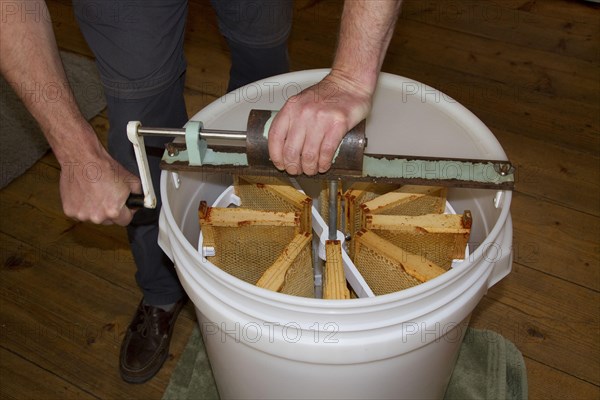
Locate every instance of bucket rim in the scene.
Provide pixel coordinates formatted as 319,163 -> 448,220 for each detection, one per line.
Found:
160,69 -> 513,309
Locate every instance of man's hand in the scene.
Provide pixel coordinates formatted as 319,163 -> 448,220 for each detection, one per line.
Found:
266,0 -> 401,175
267,71 -> 372,175
59,145 -> 141,226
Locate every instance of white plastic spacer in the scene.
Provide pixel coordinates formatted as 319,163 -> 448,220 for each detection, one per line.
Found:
202,246 -> 216,257
318,229 -> 346,261
227,193 -> 242,207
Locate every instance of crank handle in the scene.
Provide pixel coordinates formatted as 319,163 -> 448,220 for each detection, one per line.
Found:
127,121 -> 157,209
125,193 -> 145,209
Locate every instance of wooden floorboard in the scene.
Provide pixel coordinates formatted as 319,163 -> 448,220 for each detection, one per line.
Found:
1,0 -> 599,399
511,192 -> 599,290
493,127 -> 600,217
0,347 -> 97,400
524,356 -> 599,400
400,0 -> 600,62
471,261 -> 599,385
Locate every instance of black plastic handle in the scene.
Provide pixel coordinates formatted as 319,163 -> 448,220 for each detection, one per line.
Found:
126,193 -> 145,209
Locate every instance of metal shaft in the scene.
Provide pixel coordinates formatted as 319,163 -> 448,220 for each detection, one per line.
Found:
328,180 -> 338,240
137,126 -> 247,147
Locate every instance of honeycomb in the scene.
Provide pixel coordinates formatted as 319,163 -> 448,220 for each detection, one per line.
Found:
199,178 -> 471,299
347,184 -> 472,295
199,176 -> 314,298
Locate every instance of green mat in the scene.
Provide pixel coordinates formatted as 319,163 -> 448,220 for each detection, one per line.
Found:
163,327 -> 527,400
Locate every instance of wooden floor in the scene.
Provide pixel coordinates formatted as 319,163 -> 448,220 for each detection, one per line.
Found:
1,0 -> 598,398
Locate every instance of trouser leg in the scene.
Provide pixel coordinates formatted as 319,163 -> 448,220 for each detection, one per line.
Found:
210,0 -> 294,91
226,40 -> 290,92
106,76 -> 188,305
73,0 -> 188,305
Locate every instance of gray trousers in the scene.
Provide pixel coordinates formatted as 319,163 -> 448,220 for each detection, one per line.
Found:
73,0 -> 293,305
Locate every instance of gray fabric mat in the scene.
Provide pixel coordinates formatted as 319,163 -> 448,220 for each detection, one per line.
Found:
163,326 -> 527,400
0,51 -> 106,189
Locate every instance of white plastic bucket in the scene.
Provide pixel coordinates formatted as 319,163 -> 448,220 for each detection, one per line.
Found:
158,70 -> 513,399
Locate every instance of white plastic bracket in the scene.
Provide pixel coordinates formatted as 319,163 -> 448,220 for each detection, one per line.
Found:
494,191 -> 504,209
171,171 -> 181,189
127,121 -> 157,209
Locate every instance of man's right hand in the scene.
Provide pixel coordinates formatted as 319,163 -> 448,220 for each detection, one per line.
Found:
1,1 -> 142,226
59,146 -> 141,226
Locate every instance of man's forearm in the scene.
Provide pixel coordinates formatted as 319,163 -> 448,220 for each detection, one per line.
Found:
332,0 -> 402,93
0,0 -> 100,162
1,1 -> 140,225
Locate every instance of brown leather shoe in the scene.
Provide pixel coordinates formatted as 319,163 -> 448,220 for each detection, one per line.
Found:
119,298 -> 186,383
